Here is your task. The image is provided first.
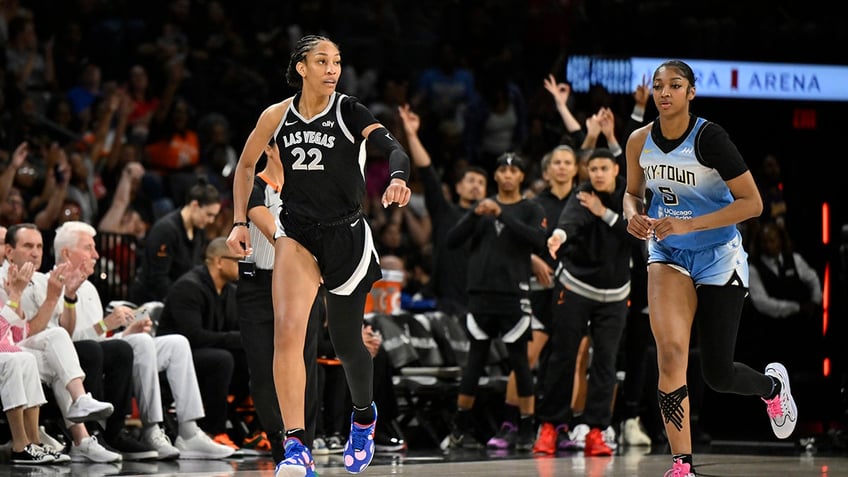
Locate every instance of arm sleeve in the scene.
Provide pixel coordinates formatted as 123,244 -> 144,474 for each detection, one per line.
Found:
367,127 -> 411,183
343,97 -> 411,183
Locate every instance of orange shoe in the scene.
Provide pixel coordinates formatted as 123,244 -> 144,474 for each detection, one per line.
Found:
533,422 -> 556,455
212,432 -> 240,451
243,431 -> 272,452
584,428 -> 612,457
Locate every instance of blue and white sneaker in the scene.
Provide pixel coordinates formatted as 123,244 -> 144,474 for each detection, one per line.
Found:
343,402 -> 377,474
275,438 -> 316,477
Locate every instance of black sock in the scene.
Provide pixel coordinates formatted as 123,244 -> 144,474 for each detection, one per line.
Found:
285,428 -> 306,445
353,403 -> 375,425
673,453 -> 693,467
453,408 -> 473,434
764,376 -> 782,400
518,415 -> 534,435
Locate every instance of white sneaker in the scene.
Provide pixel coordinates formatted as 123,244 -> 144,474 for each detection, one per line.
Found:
142,426 -> 180,460
602,426 -> 618,450
570,424 -> 590,449
70,436 -> 122,463
66,393 -> 114,423
764,362 -> 798,439
312,436 -> 329,455
620,417 -> 652,446
175,432 -> 235,459
39,426 -> 67,453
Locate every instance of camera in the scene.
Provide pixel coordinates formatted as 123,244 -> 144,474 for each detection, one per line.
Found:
238,259 -> 256,278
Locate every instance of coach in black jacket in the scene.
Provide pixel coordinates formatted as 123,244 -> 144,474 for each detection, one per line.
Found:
158,237 -> 248,441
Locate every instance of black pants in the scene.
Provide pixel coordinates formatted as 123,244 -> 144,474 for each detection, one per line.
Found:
75,339 -> 134,440
237,269 -> 321,461
191,343 -> 252,437
537,285 -> 627,428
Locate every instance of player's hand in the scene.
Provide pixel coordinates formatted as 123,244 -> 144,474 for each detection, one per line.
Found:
227,224 -> 252,257
381,179 -> 411,208
626,213 -> 654,241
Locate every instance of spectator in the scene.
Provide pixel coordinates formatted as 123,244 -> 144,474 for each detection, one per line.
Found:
53,221 -> 235,460
745,222 -> 822,370
157,236 -> 248,451
1,258 -> 70,465
130,178 -> 220,304
398,104 -> 488,318
6,223 -> 122,463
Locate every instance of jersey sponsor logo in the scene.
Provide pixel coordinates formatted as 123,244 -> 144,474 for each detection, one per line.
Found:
350,219 -> 360,227
322,120 -> 335,128
284,120 -> 298,126
494,220 -> 504,236
681,147 -> 694,155
390,170 -> 405,177
281,131 -> 336,148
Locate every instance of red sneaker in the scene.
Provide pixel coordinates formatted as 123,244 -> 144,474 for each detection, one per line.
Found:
583,428 -> 612,457
532,422 -> 556,455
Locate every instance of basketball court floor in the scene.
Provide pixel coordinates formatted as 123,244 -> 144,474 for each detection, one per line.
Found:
2,440 -> 845,476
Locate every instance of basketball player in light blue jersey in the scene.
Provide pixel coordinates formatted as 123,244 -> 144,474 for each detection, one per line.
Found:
622,60 -> 797,477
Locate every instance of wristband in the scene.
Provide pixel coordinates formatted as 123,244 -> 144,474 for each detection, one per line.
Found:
64,302 -> 76,309
98,320 -> 108,333
6,300 -> 18,309
232,222 -> 249,229
64,295 -> 78,304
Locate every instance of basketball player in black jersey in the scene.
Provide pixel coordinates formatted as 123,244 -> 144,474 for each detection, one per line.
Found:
227,35 -> 411,477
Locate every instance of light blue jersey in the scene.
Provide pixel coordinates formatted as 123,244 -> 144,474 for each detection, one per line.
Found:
642,116 -> 748,288
641,116 -> 738,251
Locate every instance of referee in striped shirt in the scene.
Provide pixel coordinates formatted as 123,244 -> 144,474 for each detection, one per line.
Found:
235,138 -> 322,463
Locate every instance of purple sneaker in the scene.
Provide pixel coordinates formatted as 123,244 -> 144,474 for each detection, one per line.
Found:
486,422 -> 517,450
556,424 -> 578,450
343,402 -> 377,474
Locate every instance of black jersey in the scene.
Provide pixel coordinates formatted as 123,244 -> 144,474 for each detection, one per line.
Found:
274,92 -> 378,223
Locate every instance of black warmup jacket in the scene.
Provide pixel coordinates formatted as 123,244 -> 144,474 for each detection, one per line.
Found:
157,264 -> 242,350
445,197 -> 546,314
555,176 -> 641,291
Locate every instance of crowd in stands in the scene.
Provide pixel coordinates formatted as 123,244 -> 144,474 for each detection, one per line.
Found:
0,0 -> 825,470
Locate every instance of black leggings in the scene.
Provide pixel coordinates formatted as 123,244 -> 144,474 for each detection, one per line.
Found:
325,291 -> 373,408
459,339 -> 532,398
695,285 -> 773,396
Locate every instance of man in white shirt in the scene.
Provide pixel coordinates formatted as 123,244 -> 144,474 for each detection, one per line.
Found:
37,221 -> 236,460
